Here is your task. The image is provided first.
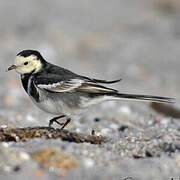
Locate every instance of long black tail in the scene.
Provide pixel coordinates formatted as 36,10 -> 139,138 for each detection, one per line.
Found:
112,93 -> 175,103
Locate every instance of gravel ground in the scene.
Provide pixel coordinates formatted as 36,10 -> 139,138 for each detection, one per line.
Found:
1,0 -> 180,179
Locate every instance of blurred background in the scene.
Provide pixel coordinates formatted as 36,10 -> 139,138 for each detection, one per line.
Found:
0,0 -> 180,127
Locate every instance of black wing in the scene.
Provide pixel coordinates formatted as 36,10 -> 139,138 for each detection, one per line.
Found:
35,74 -> 118,93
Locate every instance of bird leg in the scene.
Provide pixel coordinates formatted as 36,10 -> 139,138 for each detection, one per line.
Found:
49,115 -> 71,130
60,118 -> 71,130
49,115 -> 66,127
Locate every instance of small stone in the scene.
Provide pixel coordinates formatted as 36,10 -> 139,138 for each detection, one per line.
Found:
126,137 -> 136,142
26,115 -> 35,122
1,125 -> 8,129
118,125 -> 129,131
91,129 -> 95,136
83,158 -> 94,168
1,142 -> 9,148
4,165 -> 11,172
145,150 -> 153,157
94,118 -> 101,122
109,123 -> 119,130
75,128 -> 81,133
118,106 -> 131,115
82,150 -> 89,156
140,136 -> 150,141
13,166 -> 21,172
132,151 -> 143,159
126,137 -> 132,141
160,118 -> 170,126
100,128 -> 111,135
162,135 -> 172,141
19,152 -> 30,161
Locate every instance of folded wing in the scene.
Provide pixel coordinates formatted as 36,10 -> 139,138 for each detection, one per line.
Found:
35,75 -> 118,94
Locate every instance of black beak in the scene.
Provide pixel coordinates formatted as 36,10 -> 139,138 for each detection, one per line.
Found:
7,65 -> 17,72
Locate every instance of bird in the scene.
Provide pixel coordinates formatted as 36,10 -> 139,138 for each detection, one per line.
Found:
7,50 -> 175,129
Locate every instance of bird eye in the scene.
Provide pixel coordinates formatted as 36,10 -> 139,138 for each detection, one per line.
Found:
24,62 -> 28,65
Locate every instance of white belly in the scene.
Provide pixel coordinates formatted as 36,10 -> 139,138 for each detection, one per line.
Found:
31,97 -> 63,115
30,93 -> 83,116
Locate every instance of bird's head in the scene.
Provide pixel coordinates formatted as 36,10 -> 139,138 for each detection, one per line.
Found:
7,50 -> 45,74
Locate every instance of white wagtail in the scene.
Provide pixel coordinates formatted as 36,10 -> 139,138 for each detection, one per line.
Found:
7,50 -> 174,129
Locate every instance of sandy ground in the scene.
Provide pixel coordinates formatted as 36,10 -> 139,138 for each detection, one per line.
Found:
0,0 -> 180,179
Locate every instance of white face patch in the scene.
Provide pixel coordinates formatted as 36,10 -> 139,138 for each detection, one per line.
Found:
14,55 -> 42,74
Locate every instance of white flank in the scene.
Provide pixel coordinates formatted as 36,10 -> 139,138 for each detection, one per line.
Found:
80,95 -> 118,108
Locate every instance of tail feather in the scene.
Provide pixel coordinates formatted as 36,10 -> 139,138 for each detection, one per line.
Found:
92,78 -> 122,84
82,76 -> 122,84
112,93 -> 175,104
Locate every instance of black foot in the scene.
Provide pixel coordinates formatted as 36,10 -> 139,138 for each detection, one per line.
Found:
49,115 -> 66,127
60,118 -> 71,130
